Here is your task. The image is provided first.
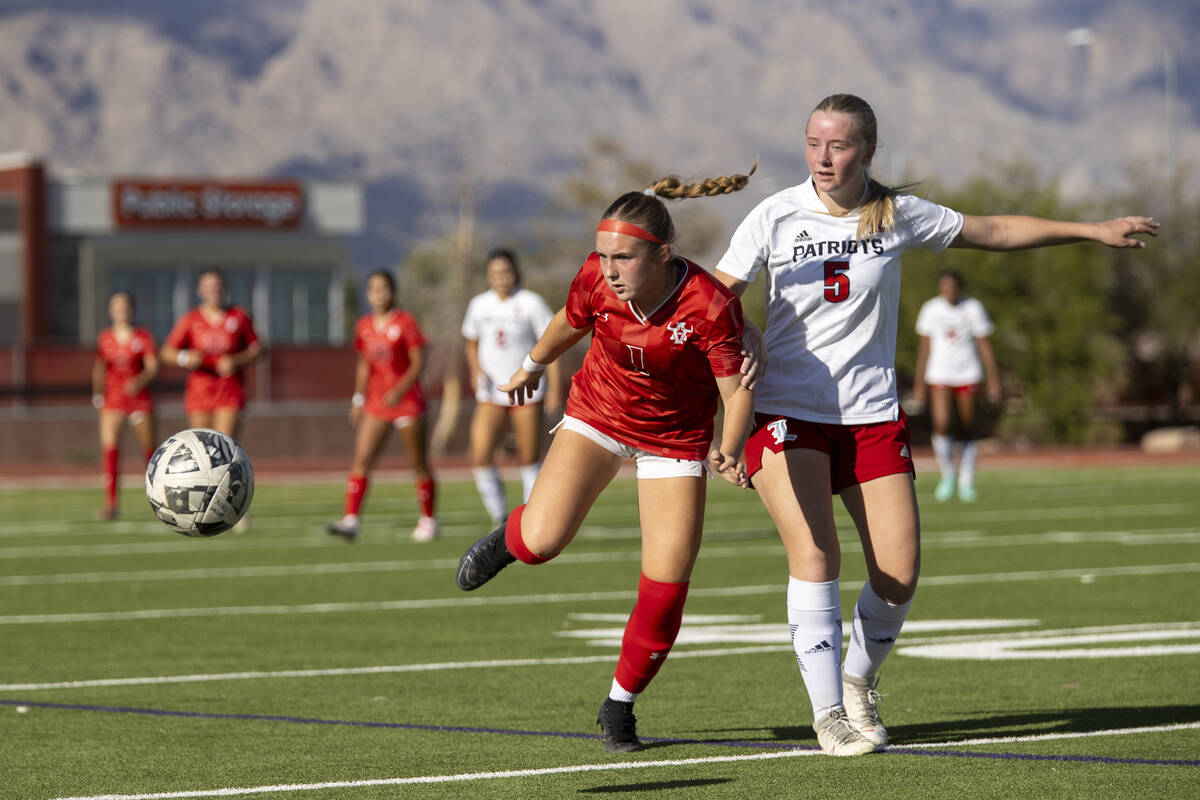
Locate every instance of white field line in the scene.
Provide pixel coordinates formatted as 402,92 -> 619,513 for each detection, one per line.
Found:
892,720 -> 1200,749
5,622 -> 1198,693
1,496 -> 1197,547
2,562 -> 1199,626
4,528 -> 1200,583
0,645 -> 787,692
45,722 -> 1200,800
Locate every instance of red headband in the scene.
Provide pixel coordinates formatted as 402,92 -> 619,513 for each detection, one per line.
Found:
596,218 -> 666,245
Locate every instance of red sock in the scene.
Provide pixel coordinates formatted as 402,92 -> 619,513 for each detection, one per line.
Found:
503,505 -> 548,565
102,447 -> 119,508
614,573 -> 690,694
415,478 -> 435,517
344,474 -> 368,516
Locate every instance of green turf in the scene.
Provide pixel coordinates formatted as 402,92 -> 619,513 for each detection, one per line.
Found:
1,464 -> 1198,799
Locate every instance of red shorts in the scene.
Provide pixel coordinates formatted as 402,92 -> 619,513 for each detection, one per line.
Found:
184,373 -> 246,414
365,386 -> 426,421
744,411 -> 915,494
102,389 -> 153,416
928,383 -> 980,396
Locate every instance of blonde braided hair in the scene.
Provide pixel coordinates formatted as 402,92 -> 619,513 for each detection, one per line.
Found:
648,160 -> 758,199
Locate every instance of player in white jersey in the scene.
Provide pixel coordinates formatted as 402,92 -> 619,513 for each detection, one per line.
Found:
913,270 -> 1000,502
715,93 -> 1158,756
462,249 -> 561,524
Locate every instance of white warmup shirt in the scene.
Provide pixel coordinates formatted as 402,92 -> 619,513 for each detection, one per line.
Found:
716,178 -> 964,424
462,287 -> 556,404
915,295 -> 993,386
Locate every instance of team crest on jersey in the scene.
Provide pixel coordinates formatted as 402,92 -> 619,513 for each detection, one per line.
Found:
667,320 -> 693,345
387,324 -> 401,341
768,419 -> 797,445
225,317 -> 238,333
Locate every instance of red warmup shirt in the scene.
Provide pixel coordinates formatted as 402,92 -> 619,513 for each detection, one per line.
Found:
355,309 -> 428,418
564,253 -> 745,460
165,307 -> 259,404
96,327 -> 155,412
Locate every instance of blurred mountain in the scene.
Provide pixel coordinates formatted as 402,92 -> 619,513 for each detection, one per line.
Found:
0,0 -> 1195,268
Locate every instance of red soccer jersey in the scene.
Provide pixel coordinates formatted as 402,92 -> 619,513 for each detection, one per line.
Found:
97,327 -> 155,412
165,307 -> 259,410
564,253 -> 745,460
355,309 -> 428,417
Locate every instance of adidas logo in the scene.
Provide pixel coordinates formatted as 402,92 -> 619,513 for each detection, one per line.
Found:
804,639 -> 833,654
794,229 -> 813,243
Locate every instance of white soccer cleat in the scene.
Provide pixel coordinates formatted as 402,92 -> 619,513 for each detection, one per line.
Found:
842,672 -> 887,747
813,707 -> 878,756
411,516 -> 438,542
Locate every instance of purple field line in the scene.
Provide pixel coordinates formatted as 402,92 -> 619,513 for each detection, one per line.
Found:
4,699 -> 1198,768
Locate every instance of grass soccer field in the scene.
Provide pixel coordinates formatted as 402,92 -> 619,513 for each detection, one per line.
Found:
1,463 -> 1198,799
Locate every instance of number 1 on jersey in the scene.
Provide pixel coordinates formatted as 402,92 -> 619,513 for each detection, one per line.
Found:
824,260 -> 850,303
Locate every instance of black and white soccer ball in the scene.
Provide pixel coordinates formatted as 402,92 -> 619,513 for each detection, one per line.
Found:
145,428 -> 254,536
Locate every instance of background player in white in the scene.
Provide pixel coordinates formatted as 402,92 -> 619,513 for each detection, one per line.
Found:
456,168 -> 756,753
462,249 -> 561,525
715,93 -> 1158,756
913,270 -> 1000,502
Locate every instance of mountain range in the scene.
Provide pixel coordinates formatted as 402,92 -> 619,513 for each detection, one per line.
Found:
1,0 -> 1196,268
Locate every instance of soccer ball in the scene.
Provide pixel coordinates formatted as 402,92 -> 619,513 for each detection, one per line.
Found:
145,428 -> 254,536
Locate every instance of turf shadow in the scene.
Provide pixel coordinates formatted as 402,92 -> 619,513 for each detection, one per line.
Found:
579,778 -> 733,793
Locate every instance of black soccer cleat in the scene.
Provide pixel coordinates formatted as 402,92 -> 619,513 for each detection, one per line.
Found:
456,524 -> 516,591
596,698 -> 643,753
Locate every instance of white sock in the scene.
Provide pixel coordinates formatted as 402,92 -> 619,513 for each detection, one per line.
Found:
958,440 -> 979,488
843,581 -> 912,681
519,462 -> 541,503
608,677 -> 638,703
787,577 -> 843,718
341,514 -> 359,528
472,466 -> 507,523
931,433 -> 954,480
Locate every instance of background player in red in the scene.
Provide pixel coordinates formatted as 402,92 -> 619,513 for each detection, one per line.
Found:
91,291 -> 158,520
327,270 -> 438,542
716,92 -> 1158,755
161,269 -> 262,440
456,168 -> 756,753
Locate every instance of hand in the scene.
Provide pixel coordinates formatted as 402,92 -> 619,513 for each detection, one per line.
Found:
708,449 -> 750,489
738,323 -> 767,389
122,378 -> 140,397
348,405 -> 363,426
499,368 -> 542,407
383,386 -> 404,406
1094,216 -> 1159,248
912,383 -> 927,408
92,393 -> 104,410
215,355 -> 236,377
986,380 -> 1002,404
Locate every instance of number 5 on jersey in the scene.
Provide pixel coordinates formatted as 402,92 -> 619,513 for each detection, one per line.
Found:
824,260 -> 850,303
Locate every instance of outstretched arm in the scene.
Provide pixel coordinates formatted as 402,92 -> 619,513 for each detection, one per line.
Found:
499,308 -> 589,406
951,215 -> 1158,251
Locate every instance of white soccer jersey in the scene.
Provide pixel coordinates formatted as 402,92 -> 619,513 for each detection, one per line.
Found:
915,295 -> 993,386
462,287 -> 556,404
716,178 -> 964,424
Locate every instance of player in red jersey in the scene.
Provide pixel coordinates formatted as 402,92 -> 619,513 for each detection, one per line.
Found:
327,270 -> 438,543
91,292 -> 158,520
161,269 -> 262,440
456,167 -> 757,753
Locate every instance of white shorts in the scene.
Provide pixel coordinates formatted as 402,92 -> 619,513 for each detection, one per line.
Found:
555,415 -> 705,479
475,373 -> 546,406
